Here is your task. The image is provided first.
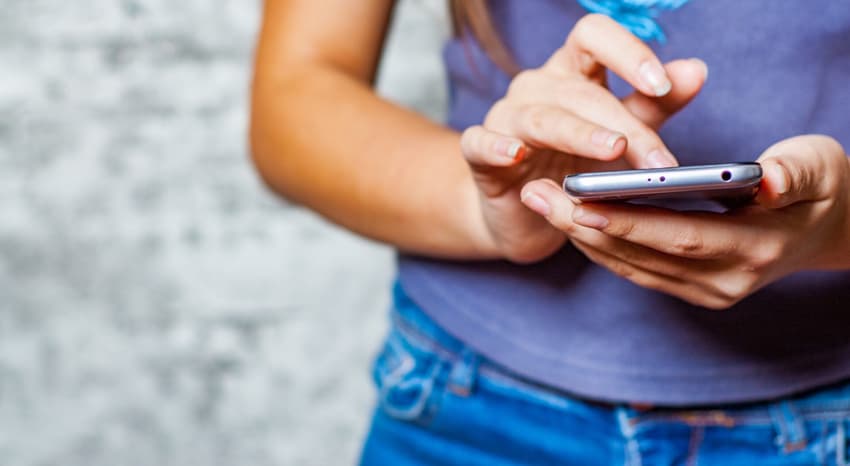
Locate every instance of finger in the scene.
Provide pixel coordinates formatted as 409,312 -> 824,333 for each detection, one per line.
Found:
521,178 -> 752,305
511,105 -> 627,161
571,239 -> 734,310
460,125 -> 529,168
569,203 -> 743,260
566,220 -> 718,282
756,135 -> 849,209
622,58 -> 708,130
523,176 -> 735,276
547,14 -> 672,97
568,222 -> 747,300
559,87 -> 678,168
520,178 -> 579,233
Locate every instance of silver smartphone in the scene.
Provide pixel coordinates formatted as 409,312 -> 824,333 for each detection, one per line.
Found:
563,162 -> 762,203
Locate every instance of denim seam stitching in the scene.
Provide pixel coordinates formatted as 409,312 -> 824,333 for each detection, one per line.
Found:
685,427 -> 704,466
630,409 -> 850,430
393,310 -> 609,412
391,312 -> 461,363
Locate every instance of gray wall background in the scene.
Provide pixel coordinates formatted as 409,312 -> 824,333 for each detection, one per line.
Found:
0,1 -> 449,465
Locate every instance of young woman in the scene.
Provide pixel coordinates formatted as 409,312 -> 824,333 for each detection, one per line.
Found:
251,1 -> 850,464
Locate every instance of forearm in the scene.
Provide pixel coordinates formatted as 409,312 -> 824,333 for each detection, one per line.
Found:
250,64 -> 497,259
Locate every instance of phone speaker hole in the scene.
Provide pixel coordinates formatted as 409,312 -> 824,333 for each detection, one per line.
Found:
721,170 -> 732,182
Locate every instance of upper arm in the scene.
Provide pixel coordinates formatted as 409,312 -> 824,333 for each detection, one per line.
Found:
253,0 -> 395,85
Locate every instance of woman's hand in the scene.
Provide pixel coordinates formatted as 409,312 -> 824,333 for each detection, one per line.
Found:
522,134 -> 850,310
461,14 -> 707,263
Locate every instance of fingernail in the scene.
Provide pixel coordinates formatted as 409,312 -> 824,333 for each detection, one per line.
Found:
591,129 -> 625,151
521,192 -> 551,216
639,60 -> 672,97
769,163 -> 788,195
691,58 -> 709,81
573,207 -> 609,229
646,149 -> 677,168
494,139 -> 526,160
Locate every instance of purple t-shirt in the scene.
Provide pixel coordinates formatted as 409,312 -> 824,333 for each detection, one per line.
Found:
397,0 -> 850,405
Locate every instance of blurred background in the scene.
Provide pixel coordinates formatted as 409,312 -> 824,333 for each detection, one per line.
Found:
0,1 -> 449,464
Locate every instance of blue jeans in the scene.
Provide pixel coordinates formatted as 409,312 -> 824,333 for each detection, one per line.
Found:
359,283 -> 850,466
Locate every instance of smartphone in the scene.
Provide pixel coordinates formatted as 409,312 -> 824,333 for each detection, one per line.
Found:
563,162 -> 762,204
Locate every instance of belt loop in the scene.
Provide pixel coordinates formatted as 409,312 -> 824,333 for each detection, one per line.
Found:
447,348 -> 479,397
769,400 -> 808,453
616,407 -> 643,466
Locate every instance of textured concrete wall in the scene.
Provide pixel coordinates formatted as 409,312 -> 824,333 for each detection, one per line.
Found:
0,1 -> 448,465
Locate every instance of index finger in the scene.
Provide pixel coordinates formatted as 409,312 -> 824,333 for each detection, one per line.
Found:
546,14 -> 672,97
570,203 -> 748,260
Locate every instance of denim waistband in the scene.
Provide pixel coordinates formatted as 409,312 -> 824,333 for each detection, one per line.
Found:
391,280 -> 469,356
389,280 -> 609,410
389,280 -> 850,424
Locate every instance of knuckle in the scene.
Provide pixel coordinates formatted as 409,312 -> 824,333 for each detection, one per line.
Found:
520,105 -> 550,137
573,13 -> 609,37
717,281 -> 746,303
670,228 -> 705,256
749,238 -> 784,270
607,260 -> 637,280
607,220 -> 637,240
701,297 -> 736,311
507,70 -> 537,96
713,273 -> 757,305
484,99 -> 511,125
628,272 -> 667,294
560,223 -> 578,236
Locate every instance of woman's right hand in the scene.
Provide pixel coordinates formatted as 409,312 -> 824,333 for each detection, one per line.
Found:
461,14 -> 708,263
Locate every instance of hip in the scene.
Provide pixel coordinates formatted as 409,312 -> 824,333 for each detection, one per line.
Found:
359,282 -> 850,465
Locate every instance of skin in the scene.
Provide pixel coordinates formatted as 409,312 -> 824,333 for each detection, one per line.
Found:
522,135 -> 850,309
251,2 -> 850,310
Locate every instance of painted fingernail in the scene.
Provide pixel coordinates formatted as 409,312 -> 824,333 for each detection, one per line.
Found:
639,60 -> 672,97
591,129 -> 626,151
521,192 -> 551,216
691,58 -> 709,81
646,149 -> 677,168
494,139 -> 526,160
573,207 -> 609,229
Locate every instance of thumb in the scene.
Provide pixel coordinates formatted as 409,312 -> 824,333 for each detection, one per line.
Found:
756,135 -> 842,209
621,58 -> 708,130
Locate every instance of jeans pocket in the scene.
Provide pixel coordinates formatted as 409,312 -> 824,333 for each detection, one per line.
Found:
372,329 -> 445,424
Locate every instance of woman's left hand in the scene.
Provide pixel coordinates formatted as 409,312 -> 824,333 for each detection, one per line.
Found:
520,134 -> 850,310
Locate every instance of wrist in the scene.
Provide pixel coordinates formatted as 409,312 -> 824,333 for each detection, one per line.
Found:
456,172 -> 503,260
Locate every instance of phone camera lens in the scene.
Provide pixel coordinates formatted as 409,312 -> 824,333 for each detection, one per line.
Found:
721,170 -> 732,181
659,176 -> 666,182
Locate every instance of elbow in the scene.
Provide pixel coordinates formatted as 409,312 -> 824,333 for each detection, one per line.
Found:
247,115 -> 273,191
247,97 -> 296,203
